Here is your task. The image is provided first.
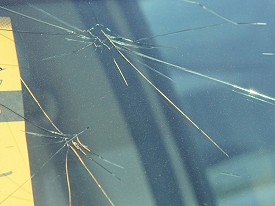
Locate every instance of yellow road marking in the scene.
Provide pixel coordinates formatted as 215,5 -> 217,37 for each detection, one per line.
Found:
0,17 -> 21,91
0,17 -> 34,206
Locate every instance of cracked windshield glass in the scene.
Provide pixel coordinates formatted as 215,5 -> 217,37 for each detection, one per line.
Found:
0,0 -> 275,206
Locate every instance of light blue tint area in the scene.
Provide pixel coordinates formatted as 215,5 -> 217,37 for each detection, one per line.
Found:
0,0 -> 275,206
140,0 -> 275,206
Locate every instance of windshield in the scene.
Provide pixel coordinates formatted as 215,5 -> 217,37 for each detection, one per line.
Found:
0,1 -> 275,206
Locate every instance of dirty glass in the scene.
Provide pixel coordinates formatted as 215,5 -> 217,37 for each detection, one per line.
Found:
0,0 -> 275,206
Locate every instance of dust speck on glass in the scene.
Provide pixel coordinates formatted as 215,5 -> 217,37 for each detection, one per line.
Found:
0,0 -> 275,206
